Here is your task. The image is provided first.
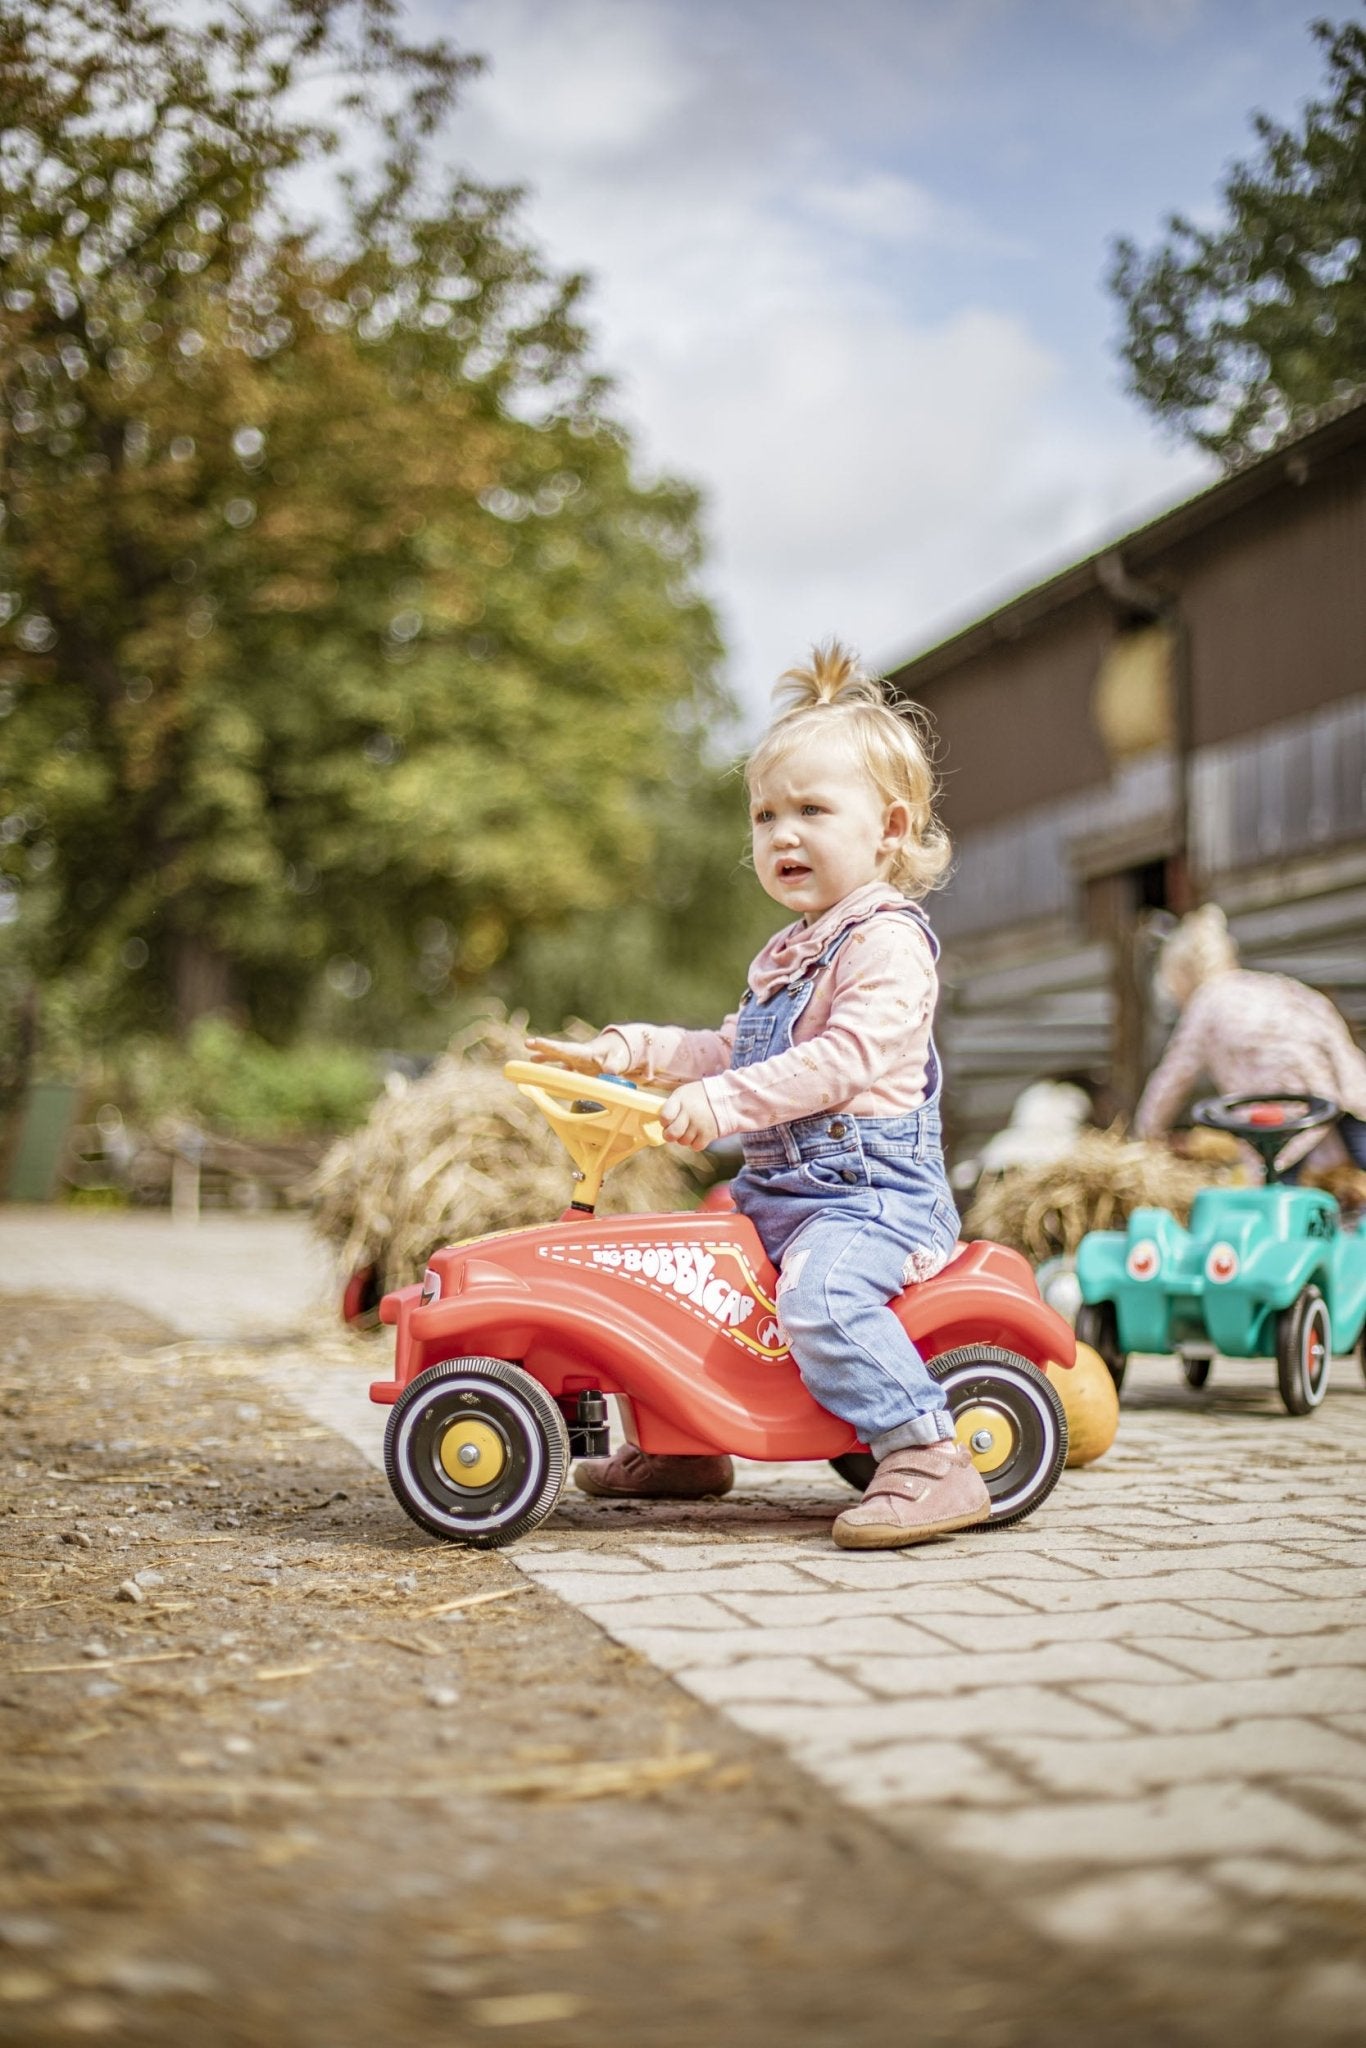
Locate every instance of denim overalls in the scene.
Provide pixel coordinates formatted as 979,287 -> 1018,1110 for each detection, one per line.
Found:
729,905 -> 959,1457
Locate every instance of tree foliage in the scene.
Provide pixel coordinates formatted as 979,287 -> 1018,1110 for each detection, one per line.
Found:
1109,14 -> 1366,464
502,754 -> 776,1036
0,0 -> 726,1050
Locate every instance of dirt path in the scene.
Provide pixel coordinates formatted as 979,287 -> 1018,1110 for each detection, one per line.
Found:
0,1299 -> 1350,2046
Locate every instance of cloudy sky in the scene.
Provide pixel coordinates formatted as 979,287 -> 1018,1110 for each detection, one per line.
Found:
414,0 -> 1330,724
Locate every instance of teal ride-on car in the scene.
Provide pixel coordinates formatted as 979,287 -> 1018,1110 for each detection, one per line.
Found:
1075,1093 -> 1366,1415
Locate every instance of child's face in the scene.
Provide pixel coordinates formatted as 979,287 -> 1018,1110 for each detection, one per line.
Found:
749,739 -> 908,920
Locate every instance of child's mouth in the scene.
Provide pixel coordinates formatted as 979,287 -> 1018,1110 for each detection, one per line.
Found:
778,862 -> 810,882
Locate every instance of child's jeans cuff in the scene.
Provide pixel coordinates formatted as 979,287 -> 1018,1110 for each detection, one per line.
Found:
869,1411 -> 957,1460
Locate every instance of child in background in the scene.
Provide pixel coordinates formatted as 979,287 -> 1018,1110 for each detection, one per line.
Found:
1135,903 -> 1366,1175
528,641 -> 987,1550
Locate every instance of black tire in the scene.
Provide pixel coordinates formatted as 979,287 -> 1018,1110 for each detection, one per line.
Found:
1180,1353 -> 1213,1390
384,1357 -> 569,1547
831,1351 -> 1068,1526
830,1452 -> 876,1492
1076,1301 -> 1127,1394
1275,1285 -> 1332,1416
930,1347 -> 1068,1527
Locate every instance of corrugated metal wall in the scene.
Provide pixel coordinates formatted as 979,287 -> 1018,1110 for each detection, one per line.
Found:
938,929 -> 1113,1161
1181,458 -> 1366,749
936,697 -> 1366,1160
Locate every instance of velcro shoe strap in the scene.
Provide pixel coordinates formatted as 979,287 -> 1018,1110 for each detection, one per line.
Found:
864,1470 -> 934,1503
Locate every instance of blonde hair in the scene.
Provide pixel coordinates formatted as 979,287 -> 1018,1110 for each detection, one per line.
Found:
745,639 -> 951,897
1158,903 -> 1238,1002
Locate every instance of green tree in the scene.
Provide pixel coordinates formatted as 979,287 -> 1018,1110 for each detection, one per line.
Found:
1109,13 -> 1366,464
0,0 -> 725,1052
501,746 -> 778,1035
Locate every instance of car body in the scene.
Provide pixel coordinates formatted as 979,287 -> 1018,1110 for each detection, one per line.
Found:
1076,1181 -> 1366,1411
374,1201 -> 1078,1543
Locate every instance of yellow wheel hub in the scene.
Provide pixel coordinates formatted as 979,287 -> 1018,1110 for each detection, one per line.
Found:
956,1403 -> 1016,1475
437,1417 -> 506,1488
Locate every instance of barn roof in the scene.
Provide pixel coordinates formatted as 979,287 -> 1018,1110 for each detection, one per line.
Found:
886,388 -> 1366,692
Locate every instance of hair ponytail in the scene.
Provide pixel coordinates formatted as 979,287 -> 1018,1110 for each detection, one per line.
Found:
773,638 -> 887,717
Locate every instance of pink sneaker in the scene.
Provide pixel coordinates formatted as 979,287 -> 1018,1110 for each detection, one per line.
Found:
832,1441 -> 990,1550
574,1445 -> 735,1500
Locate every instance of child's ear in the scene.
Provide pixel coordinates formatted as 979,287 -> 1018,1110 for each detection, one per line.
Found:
882,799 -> 911,851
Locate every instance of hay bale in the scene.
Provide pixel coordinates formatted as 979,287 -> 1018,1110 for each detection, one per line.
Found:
962,1129 -> 1236,1264
308,1013 -> 703,1292
1304,1162 -> 1366,1211
1177,1126 -> 1245,1168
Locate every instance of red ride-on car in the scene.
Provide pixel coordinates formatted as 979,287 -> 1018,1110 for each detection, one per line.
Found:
371,1064 -> 1077,1547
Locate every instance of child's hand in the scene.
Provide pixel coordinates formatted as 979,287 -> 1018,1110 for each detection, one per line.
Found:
525,1032 -> 630,1076
661,1082 -> 720,1151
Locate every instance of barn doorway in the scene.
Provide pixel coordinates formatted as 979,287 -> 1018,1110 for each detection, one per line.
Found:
1083,853 -> 1186,1119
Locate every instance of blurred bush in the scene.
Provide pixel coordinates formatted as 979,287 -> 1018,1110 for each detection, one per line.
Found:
103,1020 -> 380,1139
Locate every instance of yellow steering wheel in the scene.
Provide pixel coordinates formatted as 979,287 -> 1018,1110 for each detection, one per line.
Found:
503,1061 -> 670,1210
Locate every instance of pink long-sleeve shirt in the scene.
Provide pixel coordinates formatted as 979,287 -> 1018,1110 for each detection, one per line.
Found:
605,882 -> 939,1140
1134,968 -> 1366,1169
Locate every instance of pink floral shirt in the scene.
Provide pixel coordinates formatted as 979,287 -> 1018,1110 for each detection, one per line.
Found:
1134,968 -> 1366,1169
605,882 -> 939,1141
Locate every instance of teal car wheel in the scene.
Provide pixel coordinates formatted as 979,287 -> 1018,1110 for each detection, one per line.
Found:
1076,1302 -> 1126,1394
1275,1286 -> 1331,1416
1180,1351 -> 1214,1390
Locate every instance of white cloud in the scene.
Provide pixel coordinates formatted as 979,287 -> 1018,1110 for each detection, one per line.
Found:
1092,0 -> 1206,43
801,171 -> 955,245
451,0 -> 697,157
432,0 -> 1209,722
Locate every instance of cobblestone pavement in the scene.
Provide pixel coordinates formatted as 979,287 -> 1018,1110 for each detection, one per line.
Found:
6,1211 -> 1366,2024
271,1346 -> 1366,2000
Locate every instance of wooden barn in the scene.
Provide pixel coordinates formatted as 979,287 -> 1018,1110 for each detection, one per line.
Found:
887,393 -> 1366,1164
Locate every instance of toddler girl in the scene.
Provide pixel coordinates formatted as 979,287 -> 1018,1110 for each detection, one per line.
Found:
528,641 -> 988,1550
